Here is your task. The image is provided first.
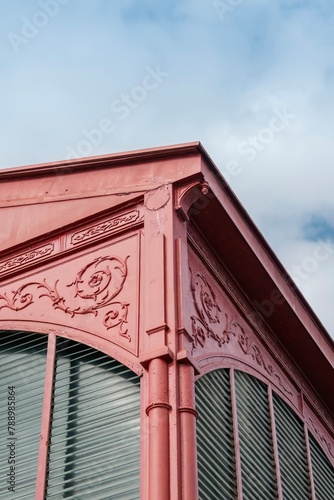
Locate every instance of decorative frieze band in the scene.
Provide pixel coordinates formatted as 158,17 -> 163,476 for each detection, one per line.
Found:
0,243 -> 55,278
0,208 -> 143,280
70,209 -> 141,245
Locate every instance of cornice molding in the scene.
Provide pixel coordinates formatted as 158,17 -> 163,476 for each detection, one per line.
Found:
0,142 -> 203,180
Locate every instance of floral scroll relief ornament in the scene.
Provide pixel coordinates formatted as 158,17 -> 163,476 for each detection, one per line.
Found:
309,418 -> 334,459
190,270 -> 237,352
103,302 -> 129,338
189,269 -> 293,396
238,331 -> 274,376
0,256 -> 131,341
238,330 -> 293,396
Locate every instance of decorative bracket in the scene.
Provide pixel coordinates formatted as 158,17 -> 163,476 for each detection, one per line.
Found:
175,180 -> 210,222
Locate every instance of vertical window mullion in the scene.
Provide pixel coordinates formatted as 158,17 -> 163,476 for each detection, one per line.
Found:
230,368 -> 244,500
268,386 -> 283,500
304,425 -> 316,500
35,333 -> 56,500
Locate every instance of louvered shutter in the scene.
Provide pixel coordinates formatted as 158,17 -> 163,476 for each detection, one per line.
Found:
0,331 -> 48,498
309,433 -> 334,500
196,369 -> 237,499
273,392 -> 312,500
46,338 -> 141,499
234,370 -> 277,499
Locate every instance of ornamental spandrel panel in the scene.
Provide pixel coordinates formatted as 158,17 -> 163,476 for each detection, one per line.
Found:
183,247 -> 298,408
0,232 -> 140,356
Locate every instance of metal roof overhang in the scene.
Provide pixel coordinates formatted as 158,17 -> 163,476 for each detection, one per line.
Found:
0,142 -> 333,414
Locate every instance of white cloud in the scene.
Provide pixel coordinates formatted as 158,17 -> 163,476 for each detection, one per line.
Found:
0,0 -> 333,335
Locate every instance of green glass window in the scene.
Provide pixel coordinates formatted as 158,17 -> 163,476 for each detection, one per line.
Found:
196,368 -> 334,500
235,370 -> 277,499
0,331 -> 140,499
273,392 -> 311,500
46,338 -> 141,499
310,433 -> 334,500
196,369 -> 237,499
0,332 -> 47,498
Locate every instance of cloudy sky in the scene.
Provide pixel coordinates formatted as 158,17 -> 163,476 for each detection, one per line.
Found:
1,0 -> 334,336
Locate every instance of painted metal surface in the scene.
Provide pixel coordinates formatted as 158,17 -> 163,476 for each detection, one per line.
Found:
0,142 -> 333,498
36,333 -> 56,499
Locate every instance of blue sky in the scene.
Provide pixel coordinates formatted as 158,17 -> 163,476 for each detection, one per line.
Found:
1,0 -> 334,335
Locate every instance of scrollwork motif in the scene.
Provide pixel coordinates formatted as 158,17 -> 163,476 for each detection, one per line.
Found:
190,314 -> 237,352
192,271 -> 221,325
190,269 -> 235,352
238,332 -> 293,395
0,279 -> 61,313
68,256 -> 128,312
238,332 -> 274,375
0,255 -> 131,340
104,302 -> 130,340
309,418 -> 334,459
189,267 -> 293,396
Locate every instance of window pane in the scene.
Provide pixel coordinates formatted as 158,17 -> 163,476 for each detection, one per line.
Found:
0,331 -> 47,499
196,369 -> 237,499
46,338 -> 141,499
235,371 -> 278,500
273,393 -> 312,500
309,433 -> 334,500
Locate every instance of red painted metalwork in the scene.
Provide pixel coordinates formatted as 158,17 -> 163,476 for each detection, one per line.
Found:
304,424 -> 317,500
230,368 -> 243,500
146,358 -> 171,500
35,333 -> 56,498
268,386 -> 284,500
0,142 -> 333,498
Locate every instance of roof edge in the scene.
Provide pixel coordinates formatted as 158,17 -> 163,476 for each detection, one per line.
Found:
0,142 -> 203,180
1,141 -> 333,352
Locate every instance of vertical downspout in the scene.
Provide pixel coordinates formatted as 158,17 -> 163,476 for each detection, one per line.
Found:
146,357 -> 171,500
